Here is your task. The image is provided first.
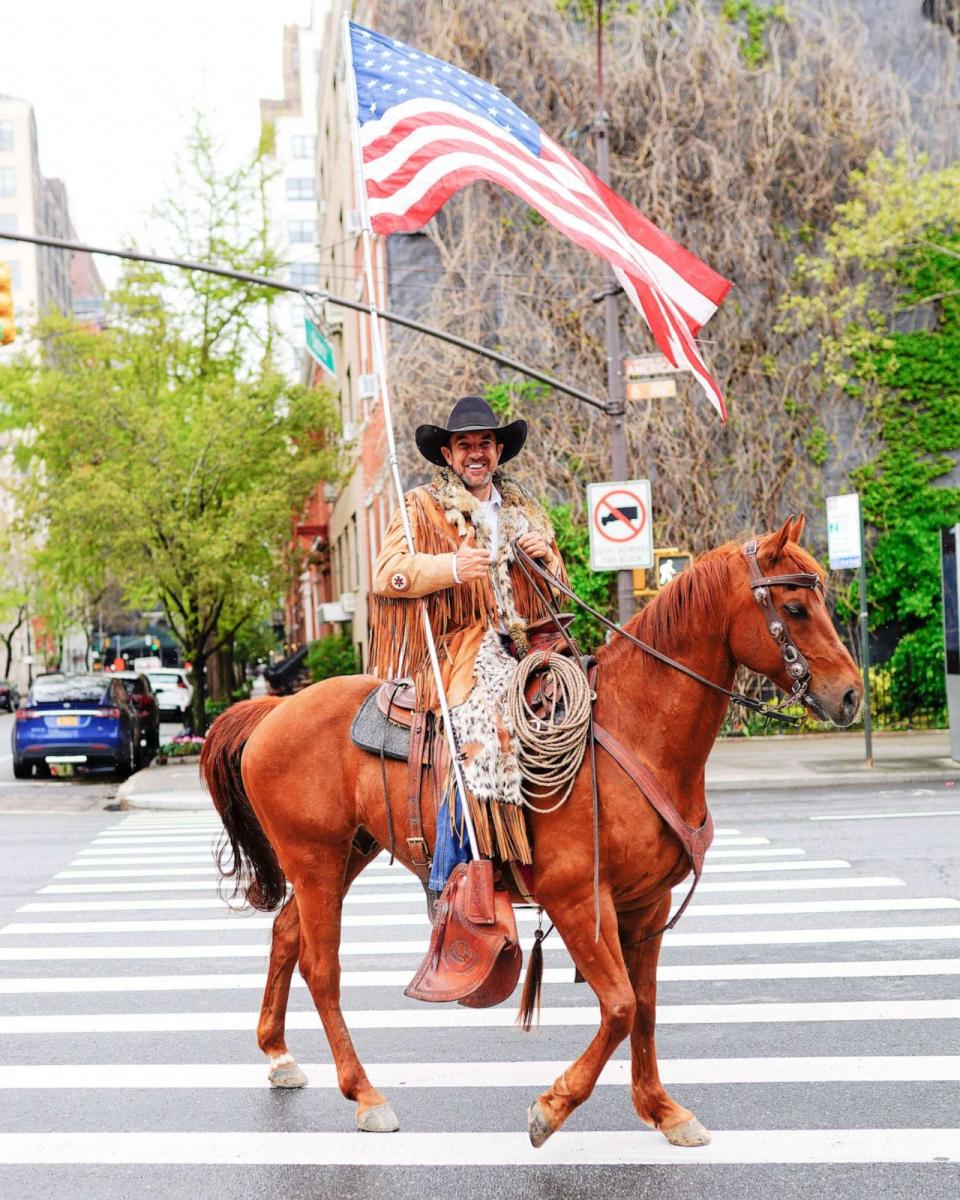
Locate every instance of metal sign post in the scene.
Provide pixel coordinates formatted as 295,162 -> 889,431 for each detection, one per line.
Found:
941,525 -> 960,762
827,493 -> 872,766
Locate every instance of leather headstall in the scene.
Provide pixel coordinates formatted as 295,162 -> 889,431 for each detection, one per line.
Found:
742,538 -> 823,707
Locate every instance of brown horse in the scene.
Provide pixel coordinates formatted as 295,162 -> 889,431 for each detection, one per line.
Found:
201,516 -> 862,1146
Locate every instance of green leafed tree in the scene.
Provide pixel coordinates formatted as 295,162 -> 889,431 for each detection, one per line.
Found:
781,151 -> 960,717
0,125 -> 342,729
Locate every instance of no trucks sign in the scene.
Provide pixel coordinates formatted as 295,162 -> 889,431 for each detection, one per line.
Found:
587,480 -> 654,572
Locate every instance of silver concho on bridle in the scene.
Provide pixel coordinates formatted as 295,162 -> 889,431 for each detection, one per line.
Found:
742,539 -> 824,706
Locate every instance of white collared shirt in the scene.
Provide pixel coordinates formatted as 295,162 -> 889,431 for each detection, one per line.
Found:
451,483 -> 502,591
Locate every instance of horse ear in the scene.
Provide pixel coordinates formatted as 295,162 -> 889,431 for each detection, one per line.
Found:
791,512 -> 806,544
767,515 -> 794,564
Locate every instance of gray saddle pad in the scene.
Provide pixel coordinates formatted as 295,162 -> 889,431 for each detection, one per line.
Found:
349,687 -> 412,762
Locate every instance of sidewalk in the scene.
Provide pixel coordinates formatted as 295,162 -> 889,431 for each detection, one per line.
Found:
120,729 -> 960,811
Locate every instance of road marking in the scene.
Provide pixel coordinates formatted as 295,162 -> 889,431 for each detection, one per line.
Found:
810,810 -> 960,822
1,1127 -> 956,1165
0,1056 -> 955,1090
4,958 -> 958,995
0,998 -> 956,1035
9,908 -> 959,943
16,896 -> 959,919
35,860 -> 855,896
53,849 -> 811,879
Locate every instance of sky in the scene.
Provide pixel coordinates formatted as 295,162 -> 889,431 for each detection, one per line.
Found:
1,0 -> 317,285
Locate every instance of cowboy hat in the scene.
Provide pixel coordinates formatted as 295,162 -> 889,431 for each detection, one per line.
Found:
415,396 -> 528,467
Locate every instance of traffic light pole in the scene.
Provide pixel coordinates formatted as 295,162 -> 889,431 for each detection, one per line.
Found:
0,230 -> 604,412
595,0 -> 635,624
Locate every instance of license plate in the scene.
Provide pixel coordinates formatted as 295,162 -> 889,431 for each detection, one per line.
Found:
56,716 -> 80,727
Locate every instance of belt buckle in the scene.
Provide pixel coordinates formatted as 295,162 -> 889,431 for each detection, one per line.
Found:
406,835 -> 430,864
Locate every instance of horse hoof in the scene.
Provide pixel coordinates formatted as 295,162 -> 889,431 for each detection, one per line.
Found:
528,1099 -> 555,1148
662,1116 -> 711,1147
268,1061 -> 308,1089
356,1102 -> 400,1133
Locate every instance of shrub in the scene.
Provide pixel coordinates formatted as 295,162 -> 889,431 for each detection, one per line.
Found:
307,633 -> 359,682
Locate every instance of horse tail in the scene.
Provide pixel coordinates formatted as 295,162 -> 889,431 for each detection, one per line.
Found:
201,697 -> 288,912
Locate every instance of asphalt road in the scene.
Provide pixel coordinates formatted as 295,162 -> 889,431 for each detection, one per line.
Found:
0,779 -> 957,1199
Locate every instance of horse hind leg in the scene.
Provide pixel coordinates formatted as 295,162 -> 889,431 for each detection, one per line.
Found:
257,831 -> 381,1090
622,897 -> 710,1147
258,895 -> 308,1088
292,838 -> 399,1133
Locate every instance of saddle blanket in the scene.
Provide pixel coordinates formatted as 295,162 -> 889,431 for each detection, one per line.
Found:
349,687 -> 411,761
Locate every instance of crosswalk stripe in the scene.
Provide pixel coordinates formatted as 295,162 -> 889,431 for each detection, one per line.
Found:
17,896 -> 957,919
3,957 -> 958,994
0,1055 -> 955,1089
34,860 -> 854,896
0,998 -> 956,1035
0,1127 -> 952,1165
55,848 -> 809,879
7,910 -> 959,944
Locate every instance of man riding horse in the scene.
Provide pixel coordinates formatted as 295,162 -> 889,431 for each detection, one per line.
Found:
369,395 -> 568,891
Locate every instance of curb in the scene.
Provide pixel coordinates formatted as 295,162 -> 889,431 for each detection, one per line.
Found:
119,790 -> 211,812
706,767 -> 960,794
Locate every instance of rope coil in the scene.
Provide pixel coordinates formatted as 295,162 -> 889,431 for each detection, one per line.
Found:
507,651 -> 593,813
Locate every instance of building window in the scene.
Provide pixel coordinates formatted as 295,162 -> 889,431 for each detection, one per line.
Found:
7,260 -> 20,290
286,177 -> 315,201
0,122 -> 12,152
290,262 -> 320,287
0,214 -> 16,234
0,168 -> 14,198
291,135 -> 316,159
288,219 -> 316,244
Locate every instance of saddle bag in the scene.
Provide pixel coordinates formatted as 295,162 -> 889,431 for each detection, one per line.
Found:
404,859 -> 522,1008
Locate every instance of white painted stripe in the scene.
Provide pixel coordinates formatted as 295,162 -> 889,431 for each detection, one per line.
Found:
0,998 -> 955,1035
810,810 -> 960,822
74,854 -> 218,863
1,1127 -> 955,1165
17,896 -> 959,920
87,837 -> 218,847
57,868 -> 219,879
0,1056 -> 954,1090
9,910 -> 960,946
5,957 -> 957,995
36,861 -> 855,896
686,877 -> 903,894
702,848 -> 805,858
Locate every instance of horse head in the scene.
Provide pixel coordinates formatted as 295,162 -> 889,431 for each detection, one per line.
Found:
726,514 -> 863,727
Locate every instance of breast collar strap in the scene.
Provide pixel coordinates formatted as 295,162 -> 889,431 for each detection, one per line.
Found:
742,538 -> 823,705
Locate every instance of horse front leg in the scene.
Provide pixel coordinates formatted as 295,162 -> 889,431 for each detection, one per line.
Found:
528,885 -> 636,1147
621,895 -> 711,1146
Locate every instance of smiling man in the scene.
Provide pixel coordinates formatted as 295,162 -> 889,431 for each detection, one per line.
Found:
369,395 -> 568,886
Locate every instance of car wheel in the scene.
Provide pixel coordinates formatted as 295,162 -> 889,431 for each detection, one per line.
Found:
12,760 -> 31,780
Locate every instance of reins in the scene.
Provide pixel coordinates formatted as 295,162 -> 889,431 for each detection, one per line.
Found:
513,542 -> 818,727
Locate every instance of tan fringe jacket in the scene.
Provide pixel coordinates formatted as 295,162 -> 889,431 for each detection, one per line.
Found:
370,472 -> 567,710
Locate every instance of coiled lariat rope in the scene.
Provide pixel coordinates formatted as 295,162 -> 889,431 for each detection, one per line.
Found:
507,651 -> 595,813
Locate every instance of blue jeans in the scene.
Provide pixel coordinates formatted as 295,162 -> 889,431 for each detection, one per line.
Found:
428,785 -> 470,891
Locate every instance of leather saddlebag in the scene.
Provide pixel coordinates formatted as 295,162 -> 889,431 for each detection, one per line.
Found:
404,860 -> 522,1007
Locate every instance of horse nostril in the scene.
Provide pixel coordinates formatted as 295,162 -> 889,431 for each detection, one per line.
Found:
842,688 -> 859,719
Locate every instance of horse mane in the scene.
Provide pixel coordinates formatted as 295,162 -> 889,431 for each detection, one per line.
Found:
596,533 -> 825,665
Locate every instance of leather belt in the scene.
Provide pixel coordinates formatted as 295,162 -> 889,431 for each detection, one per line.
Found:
405,711 -> 431,880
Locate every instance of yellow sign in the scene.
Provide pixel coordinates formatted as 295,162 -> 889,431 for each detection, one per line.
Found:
0,261 -> 15,346
632,547 -> 693,598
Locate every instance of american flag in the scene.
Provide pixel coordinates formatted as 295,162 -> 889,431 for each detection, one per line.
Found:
348,21 -> 732,419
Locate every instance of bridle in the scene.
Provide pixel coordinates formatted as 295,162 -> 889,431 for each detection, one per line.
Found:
513,538 -> 825,727
742,537 -> 824,710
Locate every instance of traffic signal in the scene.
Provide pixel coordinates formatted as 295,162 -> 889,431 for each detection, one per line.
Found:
0,261 -> 14,346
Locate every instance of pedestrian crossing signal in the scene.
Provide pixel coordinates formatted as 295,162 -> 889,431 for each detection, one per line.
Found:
0,261 -> 15,346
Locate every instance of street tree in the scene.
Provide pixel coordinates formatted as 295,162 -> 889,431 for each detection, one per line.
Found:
0,125 -> 342,729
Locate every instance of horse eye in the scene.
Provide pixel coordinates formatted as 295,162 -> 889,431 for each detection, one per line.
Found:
784,603 -> 806,619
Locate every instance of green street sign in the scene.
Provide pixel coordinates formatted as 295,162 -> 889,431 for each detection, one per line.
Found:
304,318 -> 336,377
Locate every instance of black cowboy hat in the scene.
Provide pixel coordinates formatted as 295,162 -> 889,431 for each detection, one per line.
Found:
415,396 -> 528,467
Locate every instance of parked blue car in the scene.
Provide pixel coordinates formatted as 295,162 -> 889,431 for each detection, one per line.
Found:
12,674 -> 141,779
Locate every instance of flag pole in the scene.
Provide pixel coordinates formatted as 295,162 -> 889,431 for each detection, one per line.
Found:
594,0 -> 635,625
341,16 -> 480,861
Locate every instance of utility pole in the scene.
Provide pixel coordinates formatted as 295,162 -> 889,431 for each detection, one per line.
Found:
594,0 -> 635,624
